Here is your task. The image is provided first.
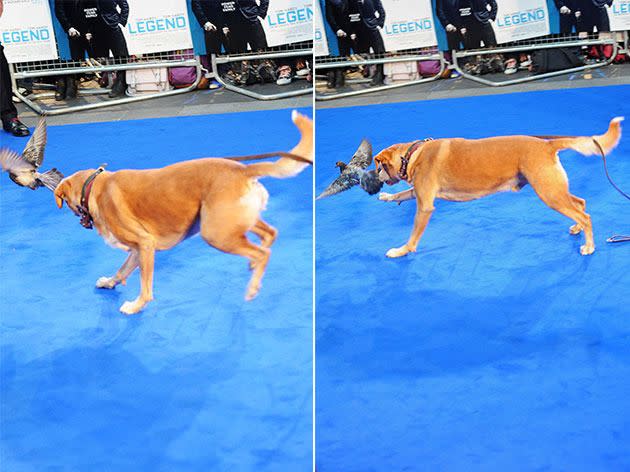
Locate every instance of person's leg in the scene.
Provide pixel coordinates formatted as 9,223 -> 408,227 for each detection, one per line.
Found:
107,27 -> 130,97
369,28 -> 386,84
481,22 -> 497,47
559,12 -> 574,34
596,7 -> 610,32
0,45 -> 29,136
249,20 -> 268,51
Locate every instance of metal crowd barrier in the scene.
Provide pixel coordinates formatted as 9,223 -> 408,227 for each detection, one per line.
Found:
211,41 -> 313,100
451,33 -> 619,87
315,48 -> 446,101
10,50 -> 202,116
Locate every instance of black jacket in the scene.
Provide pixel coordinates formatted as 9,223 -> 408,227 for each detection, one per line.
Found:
554,0 -> 579,10
471,0 -> 497,25
236,0 -> 270,23
192,0 -> 223,26
325,0 -> 349,33
436,0 -> 463,28
585,0 -> 613,8
95,0 -> 129,29
354,0 -> 385,31
55,0 -> 97,33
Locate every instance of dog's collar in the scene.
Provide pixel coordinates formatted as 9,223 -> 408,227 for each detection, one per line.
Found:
77,166 -> 106,229
399,138 -> 432,181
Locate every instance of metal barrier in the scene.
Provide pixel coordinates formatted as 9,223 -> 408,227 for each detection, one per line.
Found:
315,48 -> 446,101
451,33 -> 619,87
10,50 -> 202,116
211,41 -> 313,100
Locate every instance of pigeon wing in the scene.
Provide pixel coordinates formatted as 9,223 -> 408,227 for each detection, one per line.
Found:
36,168 -> 65,191
345,139 -> 373,171
22,117 -> 47,168
0,148 -> 35,173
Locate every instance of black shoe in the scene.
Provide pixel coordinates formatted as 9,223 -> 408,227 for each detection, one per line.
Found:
326,71 -> 337,89
370,66 -> 384,85
2,118 -> 30,137
108,77 -> 126,98
66,77 -> 78,99
335,69 -> 345,88
55,77 -> 67,101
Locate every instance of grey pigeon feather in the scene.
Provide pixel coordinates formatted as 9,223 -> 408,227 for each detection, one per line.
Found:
0,118 -> 63,191
317,139 -> 379,199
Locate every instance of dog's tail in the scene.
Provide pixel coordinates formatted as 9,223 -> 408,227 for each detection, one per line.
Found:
547,117 -> 624,156
244,110 -> 313,179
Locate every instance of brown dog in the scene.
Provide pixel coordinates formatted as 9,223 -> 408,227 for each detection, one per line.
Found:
54,111 -> 313,314
374,117 -> 623,259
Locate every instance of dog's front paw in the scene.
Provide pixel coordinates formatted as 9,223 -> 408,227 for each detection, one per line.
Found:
569,224 -> 583,235
96,276 -> 117,289
386,245 -> 411,258
245,282 -> 261,301
379,192 -> 394,202
120,298 -> 146,315
580,243 -> 595,256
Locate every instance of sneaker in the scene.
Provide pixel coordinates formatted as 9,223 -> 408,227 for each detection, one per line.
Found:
504,58 -> 518,75
295,58 -> 310,77
519,54 -> 532,69
208,79 -> 222,90
276,65 -> 292,85
450,70 -> 461,78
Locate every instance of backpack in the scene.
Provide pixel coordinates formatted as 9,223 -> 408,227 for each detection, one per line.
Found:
531,48 -> 584,74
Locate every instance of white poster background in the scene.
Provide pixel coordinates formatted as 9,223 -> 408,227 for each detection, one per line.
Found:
314,0 -> 329,56
493,0 -> 550,44
262,0 -> 313,47
380,0 -> 437,52
608,1 -> 630,31
122,0 -> 193,55
0,0 -> 58,63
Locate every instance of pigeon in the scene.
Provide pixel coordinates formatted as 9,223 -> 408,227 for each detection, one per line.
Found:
0,118 -> 64,191
317,139 -> 382,199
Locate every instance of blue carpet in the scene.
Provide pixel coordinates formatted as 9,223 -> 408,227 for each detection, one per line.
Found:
316,85 -> 630,471
0,109 -> 312,471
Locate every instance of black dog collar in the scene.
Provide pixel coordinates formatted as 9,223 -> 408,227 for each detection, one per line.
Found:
77,166 -> 106,229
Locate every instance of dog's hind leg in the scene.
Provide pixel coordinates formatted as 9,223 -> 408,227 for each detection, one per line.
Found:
249,218 -> 278,248
527,164 -> 594,255
96,250 -> 139,289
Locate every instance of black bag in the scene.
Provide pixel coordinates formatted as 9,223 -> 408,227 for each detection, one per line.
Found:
531,48 -> 584,74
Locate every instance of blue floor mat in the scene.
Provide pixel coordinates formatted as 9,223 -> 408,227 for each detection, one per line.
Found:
316,85 -> 630,471
0,109 -> 312,471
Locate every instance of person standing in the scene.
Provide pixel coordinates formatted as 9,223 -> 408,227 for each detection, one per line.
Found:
325,0 -> 361,87
0,0 -> 29,137
579,0 -> 612,33
461,0 -> 497,50
554,0 -> 582,34
437,0 -> 465,52
354,0 -> 386,85
91,0 -> 129,97
230,0 -> 269,52
54,0 -> 98,100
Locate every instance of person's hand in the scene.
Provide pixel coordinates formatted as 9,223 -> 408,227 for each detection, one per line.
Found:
336,29 -> 347,37
222,26 -> 230,36
204,21 -> 217,32
486,3 -> 492,11
446,24 -> 456,32
560,5 -> 571,14
350,33 -> 357,40
85,33 -> 92,41
575,10 -> 581,18
460,27 -> 467,35
68,27 -> 80,37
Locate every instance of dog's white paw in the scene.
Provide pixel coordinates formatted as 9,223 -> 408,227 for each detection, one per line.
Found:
580,244 -> 595,256
379,192 -> 394,202
569,224 -> 583,235
96,276 -> 117,289
245,282 -> 261,301
120,299 -> 144,315
386,245 -> 411,258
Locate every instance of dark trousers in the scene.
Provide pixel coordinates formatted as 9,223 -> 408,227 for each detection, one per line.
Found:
559,12 -> 578,34
464,21 -> 497,49
446,29 -> 465,51
0,45 -> 18,123
69,36 -> 92,60
92,25 -> 129,57
581,6 -> 610,32
230,20 -> 268,53
337,35 -> 354,56
358,27 -> 385,81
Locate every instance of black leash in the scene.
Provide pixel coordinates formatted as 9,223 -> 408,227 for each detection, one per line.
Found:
222,151 -> 312,164
591,139 -> 630,243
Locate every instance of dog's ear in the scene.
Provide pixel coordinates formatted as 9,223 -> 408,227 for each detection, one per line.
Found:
54,182 -> 66,209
